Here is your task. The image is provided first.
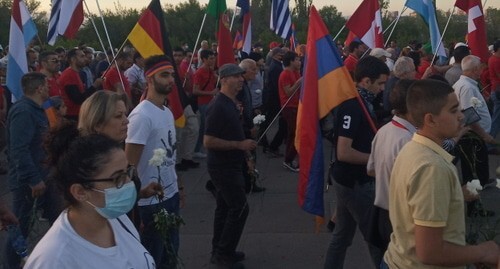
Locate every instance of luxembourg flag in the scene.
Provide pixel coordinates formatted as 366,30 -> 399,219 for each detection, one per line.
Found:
47,0 -> 83,45
296,5 -> 358,218
7,0 -> 37,101
346,0 -> 384,49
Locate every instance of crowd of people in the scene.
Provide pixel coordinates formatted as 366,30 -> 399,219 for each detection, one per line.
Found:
0,34 -> 498,269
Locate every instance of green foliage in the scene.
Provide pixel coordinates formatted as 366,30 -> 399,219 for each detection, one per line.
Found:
318,5 -> 346,43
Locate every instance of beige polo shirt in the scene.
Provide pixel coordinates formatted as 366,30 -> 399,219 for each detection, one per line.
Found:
384,133 -> 465,269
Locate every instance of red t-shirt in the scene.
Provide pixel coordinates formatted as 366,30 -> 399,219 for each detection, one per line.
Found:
343,54 -> 358,74
179,59 -> 194,95
278,69 -> 301,108
416,59 -> 431,79
488,54 -> 500,92
193,66 -> 216,105
47,73 -> 62,97
58,67 -> 84,117
104,67 -> 131,98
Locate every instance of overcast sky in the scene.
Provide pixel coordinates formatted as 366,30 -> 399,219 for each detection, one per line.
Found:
38,0 -> 499,16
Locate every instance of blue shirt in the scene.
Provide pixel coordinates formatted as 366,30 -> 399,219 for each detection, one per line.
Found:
7,96 -> 48,189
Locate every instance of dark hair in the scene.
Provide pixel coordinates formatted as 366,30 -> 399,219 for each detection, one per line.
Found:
348,41 -> 362,53
173,47 -> 185,55
248,52 -> 263,62
45,123 -> 122,205
427,74 -> 449,84
115,51 -> 131,60
144,54 -> 172,72
200,49 -> 215,60
407,51 -> 421,68
54,46 -> 66,54
66,48 -> 81,63
133,51 -> 143,62
282,51 -> 298,67
453,46 -> 470,63
354,56 -> 390,83
390,79 -> 415,115
493,40 -> 500,53
407,79 -> 454,128
39,51 -> 57,63
21,72 -> 46,95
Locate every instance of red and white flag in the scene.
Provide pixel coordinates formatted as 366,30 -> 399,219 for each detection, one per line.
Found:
345,0 -> 384,49
47,0 -> 83,45
455,0 -> 489,63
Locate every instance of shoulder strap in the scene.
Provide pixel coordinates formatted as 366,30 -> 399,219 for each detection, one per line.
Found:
117,216 -> 140,242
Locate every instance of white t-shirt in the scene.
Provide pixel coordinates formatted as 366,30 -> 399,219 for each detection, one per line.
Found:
25,211 -> 155,269
126,100 -> 178,206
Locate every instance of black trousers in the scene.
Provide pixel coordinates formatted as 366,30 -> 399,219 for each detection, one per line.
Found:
456,133 -> 489,186
208,165 -> 249,256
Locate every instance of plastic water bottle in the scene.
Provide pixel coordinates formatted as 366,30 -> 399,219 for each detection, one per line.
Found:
8,225 -> 29,263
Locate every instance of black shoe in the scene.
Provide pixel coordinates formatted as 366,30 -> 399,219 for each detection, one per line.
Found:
210,253 -> 245,269
175,163 -> 188,171
231,251 -> 245,262
205,180 -> 217,197
327,220 -> 336,232
182,159 -> 200,168
250,184 -> 266,193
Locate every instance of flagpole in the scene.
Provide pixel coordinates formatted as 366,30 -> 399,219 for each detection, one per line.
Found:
384,6 -> 407,48
332,25 -> 345,42
431,7 -> 455,65
184,13 -> 207,87
257,84 -> 301,144
382,17 -> 397,35
94,0 -> 126,93
83,0 -> 108,62
230,6 -> 238,31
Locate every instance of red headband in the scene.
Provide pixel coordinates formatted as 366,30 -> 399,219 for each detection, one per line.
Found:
145,61 -> 173,77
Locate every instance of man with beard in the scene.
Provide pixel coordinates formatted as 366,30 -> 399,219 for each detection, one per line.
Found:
204,64 -> 257,268
38,51 -> 62,97
58,48 -> 102,121
125,55 -> 185,268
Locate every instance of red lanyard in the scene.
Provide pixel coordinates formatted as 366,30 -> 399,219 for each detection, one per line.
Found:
391,120 -> 409,132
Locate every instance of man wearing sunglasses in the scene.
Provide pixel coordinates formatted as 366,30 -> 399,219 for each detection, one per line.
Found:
39,51 -> 62,97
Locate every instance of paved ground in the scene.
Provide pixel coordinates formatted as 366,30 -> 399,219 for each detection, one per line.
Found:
1,134 -> 499,268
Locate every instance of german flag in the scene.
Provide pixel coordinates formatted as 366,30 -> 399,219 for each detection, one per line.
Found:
128,0 -> 187,128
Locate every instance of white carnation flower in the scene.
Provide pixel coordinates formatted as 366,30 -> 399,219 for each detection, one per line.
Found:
466,179 -> 483,196
253,114 -> 266,125
149,148 -> 167,167
470,97 -> 483,109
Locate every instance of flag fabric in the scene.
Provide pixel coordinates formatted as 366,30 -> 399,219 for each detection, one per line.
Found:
233,30 -> 243,50
405,0 -> 447,57
127,0 -> 187,127
346,0 -> 384,49
270,0 -> 292,39
43,99 -> 58,128
237,0 -> 252,54
455,0 -> 489,62
207,0 -> 234,66
7,0 -> 37,101
295,5 -> 358,217
343,31 -> 361,47
289,23 -> 298,51
47,0 -> 83,45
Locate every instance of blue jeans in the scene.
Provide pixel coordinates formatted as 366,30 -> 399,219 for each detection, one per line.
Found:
139,193 -> 180,268
380,259 -> 389,269
490,91 -> 500,139
208,166 -> 249,256
195,104 -> 208,153
324,180 -> 382,269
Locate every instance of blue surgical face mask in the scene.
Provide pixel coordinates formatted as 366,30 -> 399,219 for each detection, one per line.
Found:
86,181 -> 137,219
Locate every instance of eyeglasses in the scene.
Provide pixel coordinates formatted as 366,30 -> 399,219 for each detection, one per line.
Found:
48,59 -> 60,63
80,165 -> 135,189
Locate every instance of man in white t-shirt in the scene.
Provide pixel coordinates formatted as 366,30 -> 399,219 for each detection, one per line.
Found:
125,55 -> 185,268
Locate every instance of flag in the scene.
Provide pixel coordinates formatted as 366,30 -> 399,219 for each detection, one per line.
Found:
346,0 -> 384,49
405,0 -> 446,57
47,0 -> 83,45
455,0 -> 489,63
43,99 -> 58,128
7,0 -> 37,101
237,0 -> 252,54
270,0 -> 292,39
289,23 -> 298,51
233,30 -> 243,50
344,31 -> 361,47
207,0 -> 234,66
295,5 -> 358,217
127,0 -> 187,127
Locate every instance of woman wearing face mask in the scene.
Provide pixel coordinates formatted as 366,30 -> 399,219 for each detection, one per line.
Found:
24,125 -> 156,268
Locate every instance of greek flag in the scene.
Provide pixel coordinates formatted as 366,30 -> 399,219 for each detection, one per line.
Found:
270,0 -> 292,39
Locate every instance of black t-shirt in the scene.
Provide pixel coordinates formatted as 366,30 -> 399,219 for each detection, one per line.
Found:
332,98 -> 375,188
205,93 -> 245,167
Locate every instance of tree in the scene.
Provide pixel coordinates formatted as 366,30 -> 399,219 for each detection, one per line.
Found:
318,5 -> 346,42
